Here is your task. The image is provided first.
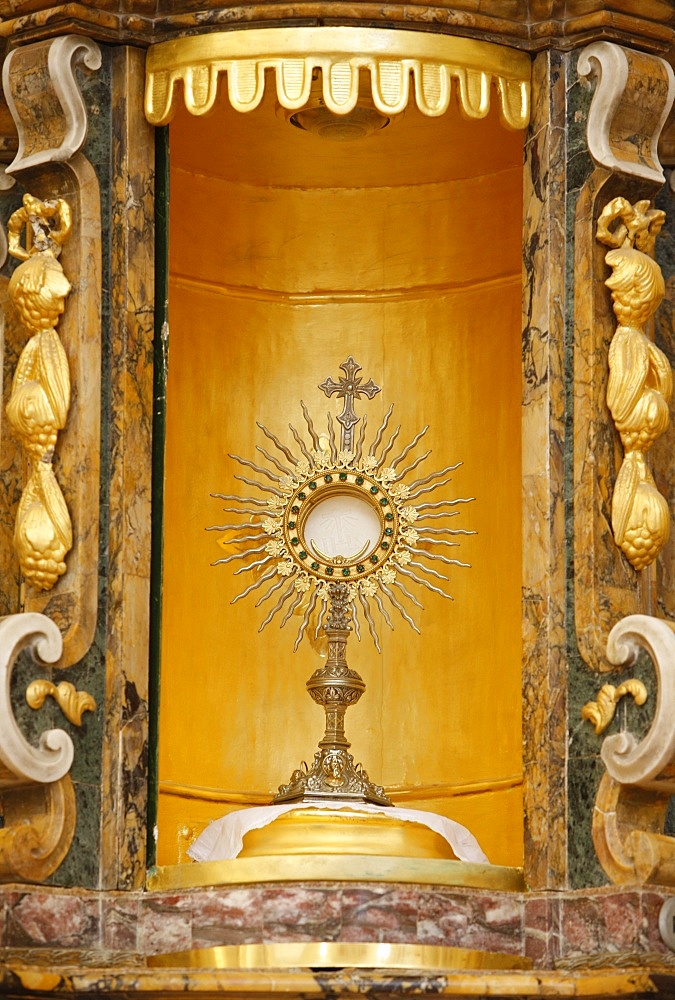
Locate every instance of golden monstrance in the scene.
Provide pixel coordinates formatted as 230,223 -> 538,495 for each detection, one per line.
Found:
208,356 -> 474,809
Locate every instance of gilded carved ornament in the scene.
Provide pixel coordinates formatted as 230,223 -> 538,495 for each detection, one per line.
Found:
26,679 -> 96,727
6,194 -> 73,591
591,615 -> 675,886
581,679 -> 647,735
596,197 -> 672,572
145,27 -> 530,129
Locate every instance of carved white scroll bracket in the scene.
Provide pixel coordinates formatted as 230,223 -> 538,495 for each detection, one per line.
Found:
578,42 -> 675,185
593,615 -> 675,885
0,612 -> 73,789
3,35 -> 101,174
602,615 -> 675,792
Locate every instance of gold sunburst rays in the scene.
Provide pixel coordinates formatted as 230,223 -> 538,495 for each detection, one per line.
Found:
209,362 -> 475,651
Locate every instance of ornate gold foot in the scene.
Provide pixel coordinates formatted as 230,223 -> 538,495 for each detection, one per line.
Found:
274,582 -> 391,807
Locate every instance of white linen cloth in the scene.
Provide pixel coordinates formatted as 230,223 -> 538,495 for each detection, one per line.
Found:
187,801 -> 489,864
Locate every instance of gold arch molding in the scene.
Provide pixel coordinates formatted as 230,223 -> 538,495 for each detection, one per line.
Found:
145,27 -> 530,129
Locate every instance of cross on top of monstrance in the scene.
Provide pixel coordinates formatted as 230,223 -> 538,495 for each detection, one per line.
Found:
209,357 -> 475,806
319,356 -> 381,453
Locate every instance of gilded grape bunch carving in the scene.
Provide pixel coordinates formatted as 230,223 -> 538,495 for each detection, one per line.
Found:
6,194 -> 73,591
597,197 -> 672,572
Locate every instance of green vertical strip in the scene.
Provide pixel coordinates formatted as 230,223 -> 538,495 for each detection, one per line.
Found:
147,124 -> 170,870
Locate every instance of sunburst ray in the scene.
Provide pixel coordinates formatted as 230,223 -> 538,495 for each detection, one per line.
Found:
390,425 -> 429,469
211,492 -> 272,507
255,573 -> 287,607
355,414 -> 368,462
233,555 -> 273,575
301,400 -> 321,451
231,566 -> 278,605
408,547 -> 471,569
327,412 -> 338,461
280,590 -> 304,628
406,477 -> 460,501
256,446 -> 293,477
257,422 -> 298,466
211,544 -> 269,566
369,403 -> 393,456
380,582 -> 421,634
358,590 -> 381,653
234,474 -> 284,496
407,558 -> 449,582
373,591 -> 395,630
258,578 -> 297,632
397,564 -> 454,600
351,600 -> 362,641
408,462 -> 462,491
396,449 -> 431,479
294,587 -> 318,652
230,453 -> 282,483
392,578 -> 424,610
377,425 -> 401,466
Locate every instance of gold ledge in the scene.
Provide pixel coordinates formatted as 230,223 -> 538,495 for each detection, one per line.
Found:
146,854 -> 524,891
148,941 -> 532,971
145,26 -> 530,128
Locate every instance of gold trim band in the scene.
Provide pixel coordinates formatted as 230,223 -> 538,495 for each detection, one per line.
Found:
159,773 -> 523,805
146,854 -> 525,891
145,27 -> 530,128
148,940 -> 532,971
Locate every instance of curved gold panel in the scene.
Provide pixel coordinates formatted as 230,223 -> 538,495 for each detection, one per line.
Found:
145,27 -> 530,129
148,940 -> 532,971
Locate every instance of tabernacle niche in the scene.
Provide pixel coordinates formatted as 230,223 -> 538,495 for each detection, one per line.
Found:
157,73 -> 524,868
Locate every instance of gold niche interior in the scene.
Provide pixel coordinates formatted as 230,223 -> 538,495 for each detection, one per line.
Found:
157,44 -> 525,869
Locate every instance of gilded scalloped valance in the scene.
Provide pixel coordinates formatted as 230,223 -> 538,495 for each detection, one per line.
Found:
145,27 -> 530,129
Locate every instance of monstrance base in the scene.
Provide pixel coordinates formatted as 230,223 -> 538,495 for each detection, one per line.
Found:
273,747 -> 392,807
238,807 -> 458,859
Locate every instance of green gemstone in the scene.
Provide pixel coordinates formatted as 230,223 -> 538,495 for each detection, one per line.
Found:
309,482 -> 317,490
381,541 -> 389,549
385,513 -> 394,521
298,492 -> 306,500
311,562 -> 320,571
380,498 -> 388,506
291,537 -> 299,545
356,564 -> 365,573
356,476 -> 364,485
326,566 -> 334,575
342,567 -> 350,576
288,521 -> 296,529
385,528 -> 393,536
291,505 -> 300,514
324,475 -> 333,483
370,554 -> 378,563
339,472 -> 347,481
370,485 -> 378,494
299,551 -> 307,559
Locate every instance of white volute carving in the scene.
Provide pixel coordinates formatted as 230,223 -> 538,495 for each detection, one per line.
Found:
578,42 -> 675,185
3,35 -> 101,173
602,614 -> 675,792
0,612 -> 73,788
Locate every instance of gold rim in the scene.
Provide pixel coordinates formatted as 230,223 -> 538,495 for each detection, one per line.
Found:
147,940 -> 532,971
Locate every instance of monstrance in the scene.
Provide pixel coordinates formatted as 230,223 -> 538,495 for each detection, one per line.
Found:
209,357 -> 474,807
